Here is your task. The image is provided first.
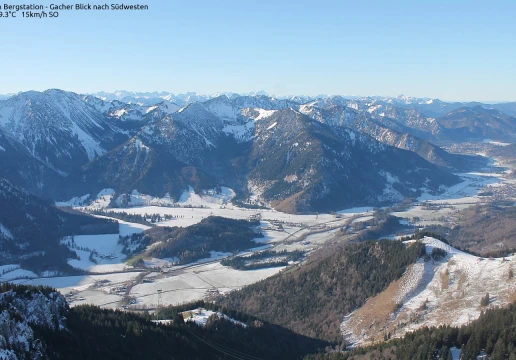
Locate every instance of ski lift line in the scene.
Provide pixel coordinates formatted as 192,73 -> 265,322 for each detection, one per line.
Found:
199,335 -> 265,360
189,330 -> 246,360
192,332 -> 264,360
187,329 -> 264,360
191,272 -> 221,288
192,333 -> 264,360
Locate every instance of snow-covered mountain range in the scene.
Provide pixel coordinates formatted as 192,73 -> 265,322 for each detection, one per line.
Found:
70,94 -> 460,212
0,89 -> 514,212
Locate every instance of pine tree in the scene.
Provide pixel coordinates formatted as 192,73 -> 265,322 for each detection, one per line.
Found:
481,293 -> 490,307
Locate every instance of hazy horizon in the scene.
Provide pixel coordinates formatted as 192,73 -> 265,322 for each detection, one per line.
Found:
0,88 -> 513,104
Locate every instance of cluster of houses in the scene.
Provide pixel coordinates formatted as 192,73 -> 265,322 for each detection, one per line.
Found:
92,251 -> 118,260
109,284 -> 129,295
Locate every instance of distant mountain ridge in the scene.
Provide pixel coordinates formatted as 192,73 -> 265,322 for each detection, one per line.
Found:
437,105 -> 516,141
84,91 -> 516,117
298,98 -> 486,170
1,90 -> 514,114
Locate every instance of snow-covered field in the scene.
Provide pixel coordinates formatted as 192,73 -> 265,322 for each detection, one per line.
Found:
13,272 -> 142,308
341,237 -> 516,346
61,218 -> 150,273
394,170 -> 512,227
418,172 -> 504,203
129,262 -> 284,308
351,215 -> 374,224
0,268 -> 38,281
118,220 -> 151,236
61,184 -> 373,230
108,204 -> 341,228
65,234 -> 129,273
273,228 -> 339,252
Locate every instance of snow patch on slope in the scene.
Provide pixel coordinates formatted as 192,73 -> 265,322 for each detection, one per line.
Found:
70,116 -> 106,161
55,193 -> 91,207
254,109 -> 277,120
342,237 -> 516,346
183,308 -> 247,327
266,122 -> 278,130
178,186 -> 235,208
222,121 -> 255,142
0,223 -> 13,239
79,188 -> 116,210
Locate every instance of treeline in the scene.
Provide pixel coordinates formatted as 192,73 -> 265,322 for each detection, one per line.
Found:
88,209 -> 178,225
0,282 -> 57,299
220,250 -> 304,270
88,209 -> 153,225
118,232 -> 151,257
408,231 -> 487,258
305,302 -> 516,360
19,246 -> 83,275
232,199 -> 269,209
58,207 -> 119,235
218,240 -> 426,341
139,216 -> 263,264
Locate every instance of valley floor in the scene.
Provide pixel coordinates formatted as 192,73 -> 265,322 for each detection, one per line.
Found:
11,201 -> 368,310
6,151 -> 516,345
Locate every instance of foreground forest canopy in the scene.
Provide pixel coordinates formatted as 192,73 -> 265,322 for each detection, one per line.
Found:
6,281 -> 516,360
0,283 -> 329,360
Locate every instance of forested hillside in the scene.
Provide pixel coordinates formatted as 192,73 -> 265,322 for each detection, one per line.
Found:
125,216 -> 262,264
0,177 -> 118,273
219,240 -> 426,341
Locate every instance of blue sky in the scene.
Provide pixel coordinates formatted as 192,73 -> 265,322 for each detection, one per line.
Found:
1,0 -> 514,101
